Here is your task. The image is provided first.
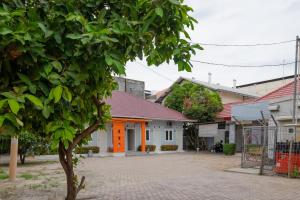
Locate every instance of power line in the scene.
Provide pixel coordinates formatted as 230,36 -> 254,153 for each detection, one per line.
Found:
190,60 -> 296,68
192,39 -> 295,47
136,61 -> 174,82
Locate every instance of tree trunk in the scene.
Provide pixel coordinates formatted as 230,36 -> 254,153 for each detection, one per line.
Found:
57,97 -> 103,200
19,153 -> 26,165
59,143 -> 78,200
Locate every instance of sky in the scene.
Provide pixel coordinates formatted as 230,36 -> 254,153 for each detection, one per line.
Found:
125,0 -> 300,92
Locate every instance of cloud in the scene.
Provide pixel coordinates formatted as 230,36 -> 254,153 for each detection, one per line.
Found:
125,0 -> 300,91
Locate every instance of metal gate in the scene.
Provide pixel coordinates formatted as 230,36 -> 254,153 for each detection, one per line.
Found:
242,126 -> 277,174
242,125 -> 300,177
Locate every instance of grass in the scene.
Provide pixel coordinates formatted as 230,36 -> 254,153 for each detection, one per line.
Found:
19,173 -> 39,180
0,169 -> 9,180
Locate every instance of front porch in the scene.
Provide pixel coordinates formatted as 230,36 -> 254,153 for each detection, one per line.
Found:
111,118 -> 147,154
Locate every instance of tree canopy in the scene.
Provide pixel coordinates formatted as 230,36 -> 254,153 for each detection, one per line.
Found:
164,82 -> 223,122
0,0 -> 200,199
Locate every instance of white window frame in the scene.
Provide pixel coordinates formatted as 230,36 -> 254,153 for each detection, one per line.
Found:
165,129 -> 173,141
146,129 -> 151,142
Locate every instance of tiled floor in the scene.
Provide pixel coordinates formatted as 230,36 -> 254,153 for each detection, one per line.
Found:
1,153 -> 300,200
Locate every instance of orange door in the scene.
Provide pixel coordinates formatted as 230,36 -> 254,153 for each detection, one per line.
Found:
112,122 -> 125,153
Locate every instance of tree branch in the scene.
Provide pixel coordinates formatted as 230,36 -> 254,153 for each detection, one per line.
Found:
77,176 -> 86,194
69,96 -> 105,150
58,142 -> 68,173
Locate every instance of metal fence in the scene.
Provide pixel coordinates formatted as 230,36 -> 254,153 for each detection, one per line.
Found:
242,126 -> 300,177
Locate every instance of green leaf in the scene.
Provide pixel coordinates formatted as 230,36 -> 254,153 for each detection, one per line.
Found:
52,85 -> 63,103
155,7 -> 164,18
42,105 -> 53,119
51,61 -> 62,72
46,122 -> 62,134
25,94 -> 43,109
168,0 -> 180,5
44,64 -> 53,75
0,116 -> 5,127
1,92 -> 16,99
0,27 -> 12,35
66,34 -> 82,40
17,73 -> 36,94
8,99 -> 20,115
0,100 -> 7,109
62,87 -> 72,102
38,82 -> 50,96
4,113 -> 23,127
38,22 -> 54,38
105,55 -> 113,65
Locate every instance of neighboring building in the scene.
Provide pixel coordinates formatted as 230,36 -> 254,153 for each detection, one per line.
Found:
237,75 -> 294,97
155,76 -> 258,104
230,79 -> 300,152
114,76 -> 145,99
89,91 -> 192,155
153,76 -> 257,151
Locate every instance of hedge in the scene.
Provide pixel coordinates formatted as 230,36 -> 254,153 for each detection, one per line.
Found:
137,145 -> 156,152
75,146 -> 100,154
223,144 -> 236,155
160,145 -> 178,151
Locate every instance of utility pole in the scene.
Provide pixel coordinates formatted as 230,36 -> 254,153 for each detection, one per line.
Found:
292,36 -> 299,126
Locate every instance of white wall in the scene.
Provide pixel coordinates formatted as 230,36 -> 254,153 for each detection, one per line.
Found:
89,120 -> 185,153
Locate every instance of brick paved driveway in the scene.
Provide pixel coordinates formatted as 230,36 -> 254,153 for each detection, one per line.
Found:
77,153 -> 300,200
1,153 -> 300,200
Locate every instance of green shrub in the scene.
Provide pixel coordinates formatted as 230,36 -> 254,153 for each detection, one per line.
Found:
137,145 -> 156,152
160,145 -> 178,151
223,144 -> 236,155
75,146 -> 100,154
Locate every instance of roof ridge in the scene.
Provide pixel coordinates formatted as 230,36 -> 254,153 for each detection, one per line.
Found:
112,90 -> 189,118
255,80 -> 296,102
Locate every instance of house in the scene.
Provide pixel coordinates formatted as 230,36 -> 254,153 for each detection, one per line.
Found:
89,91 -> 192,156
237,75 -> 295,97
155,76 -> 258,104
154,76 -> 258,151
200,75 -> 298,152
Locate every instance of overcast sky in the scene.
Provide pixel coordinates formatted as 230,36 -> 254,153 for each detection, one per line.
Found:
125,0 -> 300,92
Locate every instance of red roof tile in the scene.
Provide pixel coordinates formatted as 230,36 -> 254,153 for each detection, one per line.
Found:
217,99 -> 256,120
256,79 -> 300,102
217,102 -> 239,120
216,79 -> 300,120
106,91 -> 191,121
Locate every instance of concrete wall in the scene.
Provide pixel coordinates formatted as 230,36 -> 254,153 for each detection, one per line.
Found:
114,77 -> 145,99
218,91 -> 245,104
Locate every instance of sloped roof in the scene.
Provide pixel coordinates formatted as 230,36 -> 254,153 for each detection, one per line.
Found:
217,101 -> 252,120
155,77 -> 258,103
255,79 -> 300,102
106,91 -> 191,121
183,77 -> 258,97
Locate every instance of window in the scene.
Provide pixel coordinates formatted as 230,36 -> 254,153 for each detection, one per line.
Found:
165,130 -> 173,141
146,129 -> 150,141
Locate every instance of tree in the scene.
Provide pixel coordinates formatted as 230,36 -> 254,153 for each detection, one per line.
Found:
18,131 -> 38,164
0,1 -> 200,199
164,82 -> 223,149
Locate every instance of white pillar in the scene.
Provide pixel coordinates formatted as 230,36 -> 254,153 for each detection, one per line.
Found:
9,136 -> 18,181
229,123 -> 236,144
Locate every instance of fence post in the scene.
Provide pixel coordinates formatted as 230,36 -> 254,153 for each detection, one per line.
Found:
9,136 -> 18,181
288,140 -> 294,178
259,126 -> 267,175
